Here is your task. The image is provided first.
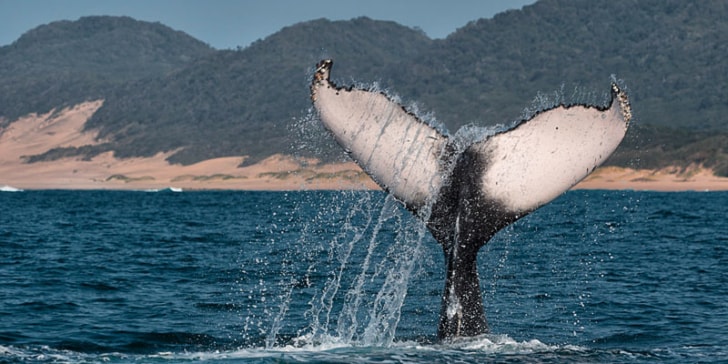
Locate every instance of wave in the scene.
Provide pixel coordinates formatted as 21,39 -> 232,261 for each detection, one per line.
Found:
141,187 -> 183,193
0,336 -> 673,364
0,185 -> 23,192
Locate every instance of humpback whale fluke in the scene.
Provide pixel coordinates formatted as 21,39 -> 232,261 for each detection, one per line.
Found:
310,59 -> 631,339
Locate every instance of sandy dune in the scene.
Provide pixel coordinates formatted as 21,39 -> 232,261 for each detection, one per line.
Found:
573,165 -> 728,192
1,101 -> 727,192
0,101 -> 377,191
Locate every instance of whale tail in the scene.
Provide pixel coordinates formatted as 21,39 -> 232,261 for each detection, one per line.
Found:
310,59 -> 631,338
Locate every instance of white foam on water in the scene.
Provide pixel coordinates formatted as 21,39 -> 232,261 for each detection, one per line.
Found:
0,185 -> 23,192
0,338 -> 682,363
164,334 -> 589,362
436,334 -> 586,354
139,186 -> 183,193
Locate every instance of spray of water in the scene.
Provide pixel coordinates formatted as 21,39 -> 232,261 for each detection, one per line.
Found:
264,77 -> 627,348
335,195 -> 399,342
286,193 -> 433,347
266,82 -> 515,348
264,88 -> 450,347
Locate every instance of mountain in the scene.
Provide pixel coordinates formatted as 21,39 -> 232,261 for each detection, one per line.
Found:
1,1 -> 727,175
80,17 -> 432,164
0,16 -> 213,120
390,0 -> 728,131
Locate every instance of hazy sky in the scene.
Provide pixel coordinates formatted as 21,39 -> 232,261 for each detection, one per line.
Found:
0,0 -> 536,49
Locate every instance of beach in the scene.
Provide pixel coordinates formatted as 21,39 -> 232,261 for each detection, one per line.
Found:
2,101 -> 727,192
3,156 -> 727,192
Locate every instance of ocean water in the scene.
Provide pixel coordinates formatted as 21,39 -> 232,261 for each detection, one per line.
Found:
0,189 -> 726,363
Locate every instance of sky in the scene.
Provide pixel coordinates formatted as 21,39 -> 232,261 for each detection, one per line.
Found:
0,0 -> 536,49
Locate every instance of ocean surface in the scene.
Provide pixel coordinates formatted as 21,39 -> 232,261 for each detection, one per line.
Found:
1,189 -> 726,363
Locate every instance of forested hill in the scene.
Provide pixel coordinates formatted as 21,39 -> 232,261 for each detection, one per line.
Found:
85,17 -> 433,164
0,16 -> 214,120
392,0 -> 727,131
1,1 -> 727,174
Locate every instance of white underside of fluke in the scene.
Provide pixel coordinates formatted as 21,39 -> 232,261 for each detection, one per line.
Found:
474,99 -> 630,212
311,59 -> 631,215
312,62 -> 447,209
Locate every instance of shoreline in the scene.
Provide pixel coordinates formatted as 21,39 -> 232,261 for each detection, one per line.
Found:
571,166 -> 728,192
3,161 -> 728,192
2,101 -> 728,193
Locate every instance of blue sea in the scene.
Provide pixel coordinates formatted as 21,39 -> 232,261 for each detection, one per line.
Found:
1,189 -> 726,363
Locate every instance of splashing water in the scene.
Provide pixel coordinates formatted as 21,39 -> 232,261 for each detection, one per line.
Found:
261,191 -> 434,348
273,88 -> 530,349
263,76 -> 635,351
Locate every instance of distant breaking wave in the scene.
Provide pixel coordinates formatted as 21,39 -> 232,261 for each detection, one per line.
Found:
142,187 -> 183,193
0,185 -> 23,192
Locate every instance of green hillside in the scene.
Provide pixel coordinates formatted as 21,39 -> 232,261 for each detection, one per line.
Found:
75,17 -> 432,164
393,0 -> 727,131
0,16 -> 213,120
1,1 -> 726,175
